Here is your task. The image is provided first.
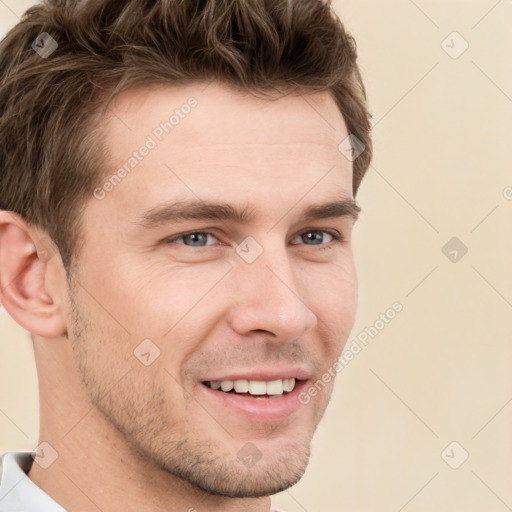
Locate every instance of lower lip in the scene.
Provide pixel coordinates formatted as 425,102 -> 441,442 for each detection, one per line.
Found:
198,380 -> 308,423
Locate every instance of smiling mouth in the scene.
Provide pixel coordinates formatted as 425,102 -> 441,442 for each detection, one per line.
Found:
202,378 -> 297,398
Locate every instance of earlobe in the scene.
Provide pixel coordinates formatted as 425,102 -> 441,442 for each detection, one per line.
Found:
0,211 -> 68,339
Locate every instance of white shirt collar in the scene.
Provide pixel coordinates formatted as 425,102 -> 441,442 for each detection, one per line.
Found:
0,451 -> 66,511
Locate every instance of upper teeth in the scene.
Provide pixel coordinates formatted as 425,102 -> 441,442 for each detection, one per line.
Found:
208,378 -> 296,396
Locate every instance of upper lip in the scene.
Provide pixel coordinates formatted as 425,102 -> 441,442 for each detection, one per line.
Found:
201,367 -> 311,383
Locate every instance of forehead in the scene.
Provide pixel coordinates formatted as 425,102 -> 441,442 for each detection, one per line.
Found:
87,82 -> 353,232
106,82 -> 348,148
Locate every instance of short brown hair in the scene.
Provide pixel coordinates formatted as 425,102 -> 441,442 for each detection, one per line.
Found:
0,0 -> 372,273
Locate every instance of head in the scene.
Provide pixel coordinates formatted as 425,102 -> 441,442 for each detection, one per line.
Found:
0,0 -> 372,500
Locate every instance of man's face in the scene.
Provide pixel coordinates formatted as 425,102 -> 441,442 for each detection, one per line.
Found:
67,83 -> 358,497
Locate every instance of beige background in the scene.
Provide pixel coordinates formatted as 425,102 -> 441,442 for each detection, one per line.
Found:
1,1 -> 512,511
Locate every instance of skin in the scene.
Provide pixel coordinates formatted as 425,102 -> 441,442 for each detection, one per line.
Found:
0,82 -> 358,512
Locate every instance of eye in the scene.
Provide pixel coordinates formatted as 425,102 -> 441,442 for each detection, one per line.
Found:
290,230 -> 342,246
165,229 -> 343,248
167,231 -> 218,247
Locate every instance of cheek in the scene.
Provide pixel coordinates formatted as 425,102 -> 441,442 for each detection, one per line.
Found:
313,258 -> 357,328
93,253 -> 227,339
121,264 -> 233,376
311,261 -> 358,365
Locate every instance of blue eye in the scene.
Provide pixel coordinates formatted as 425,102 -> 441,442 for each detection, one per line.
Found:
291,230 -> 338,246
166,229 -> 342,248
170,232 -> 217,247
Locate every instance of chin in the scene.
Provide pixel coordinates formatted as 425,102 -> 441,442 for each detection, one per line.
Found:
162,442 -> 312,498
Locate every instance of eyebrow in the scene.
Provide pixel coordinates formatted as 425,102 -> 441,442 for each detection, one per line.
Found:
133,198 -> 361,230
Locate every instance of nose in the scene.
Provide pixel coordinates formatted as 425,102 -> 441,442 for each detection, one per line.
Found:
226,245 -> 318,342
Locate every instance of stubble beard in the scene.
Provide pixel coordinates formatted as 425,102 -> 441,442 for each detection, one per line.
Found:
66,283 -> 316,498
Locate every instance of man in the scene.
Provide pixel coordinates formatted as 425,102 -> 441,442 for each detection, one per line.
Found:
0,0 -> 372,510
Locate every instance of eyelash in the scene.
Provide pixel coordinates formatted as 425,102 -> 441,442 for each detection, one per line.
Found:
165,229 -> 344,248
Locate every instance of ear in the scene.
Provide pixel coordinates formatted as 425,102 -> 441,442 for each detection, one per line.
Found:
0,210 -> 68,338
